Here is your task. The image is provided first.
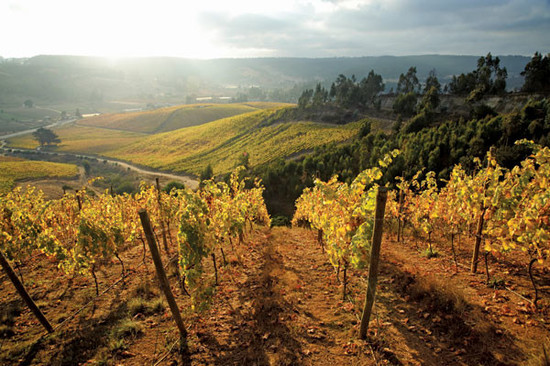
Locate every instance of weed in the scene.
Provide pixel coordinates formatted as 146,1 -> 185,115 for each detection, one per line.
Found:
132,280 -> 157,300
110,318 -> 143,340
487,277 -> 506,289
149,298 -> 166,314
108,337 -> 127,353
127,297 -> 149,316
421,247 -> 439,259
128,296 -> 166,316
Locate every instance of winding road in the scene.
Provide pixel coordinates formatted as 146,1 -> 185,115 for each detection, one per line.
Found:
0,121 -> 199,189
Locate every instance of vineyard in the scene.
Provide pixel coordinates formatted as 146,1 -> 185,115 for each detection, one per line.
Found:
106,108 -> 362,175
1,146 -> 550,364
6,107 -> 361,176
0,157 -> 79,195
6,124 -> 145,155
77,104 -> 262,134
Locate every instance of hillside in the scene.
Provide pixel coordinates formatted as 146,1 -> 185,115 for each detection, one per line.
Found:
107,107 -> 362,175
6,106 -> 361,176
7,125 -> 145,155
78,103 -> 291,134
0,156 -> 78,194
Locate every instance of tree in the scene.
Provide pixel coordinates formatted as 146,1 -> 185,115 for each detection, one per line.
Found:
397,67 -> 420,94
32,128 -> 60,147
521,52 -> 550,93
75,108 -> 82,119
420,86 -> 440,112
24,99 -> 33,108
200,164 -> 214,181
423,69 -> 441,94
311,83 -> 328,107
82,161 -> 91,176
359,70 -> 385,109
298,89 -> 313,109
238,152 -> 250,170
449,53 -> 507,100
163,181 -> 185,193
393,92 -> 417,117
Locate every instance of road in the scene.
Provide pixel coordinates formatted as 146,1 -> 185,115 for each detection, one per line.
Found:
0,118 -> 77,140
0,121 -> 199,189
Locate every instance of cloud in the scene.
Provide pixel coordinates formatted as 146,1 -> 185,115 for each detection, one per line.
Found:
1,0 -> 548,58
198,0 -> 550,57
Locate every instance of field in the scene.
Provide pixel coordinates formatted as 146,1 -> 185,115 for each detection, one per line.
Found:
78,103 -> 293,134
7,107 -> 361,176
108,108 -> 362,175
6,124 -> 145,155
0,156 -> 78,194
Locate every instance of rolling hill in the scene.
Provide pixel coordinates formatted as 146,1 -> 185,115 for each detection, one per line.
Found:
7,124 -> 145,155
0,156 -> 78,194
107,107 -> 362,175
78,102 -> 291,133
6,106 -> 362,176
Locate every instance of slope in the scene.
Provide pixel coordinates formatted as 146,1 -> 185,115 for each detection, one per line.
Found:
6,124 -> 146,155
0,156 -> 78,194
77,103 -> 274,134
107,107 -> 362,175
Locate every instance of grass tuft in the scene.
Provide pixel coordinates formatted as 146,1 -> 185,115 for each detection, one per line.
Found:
110,318 -> 143,340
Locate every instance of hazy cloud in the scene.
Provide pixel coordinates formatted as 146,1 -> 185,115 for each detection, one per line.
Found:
198,0 -> 550,57
1,0 -> 548,58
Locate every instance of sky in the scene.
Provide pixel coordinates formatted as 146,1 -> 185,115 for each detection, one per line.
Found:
1,0 -> 549,59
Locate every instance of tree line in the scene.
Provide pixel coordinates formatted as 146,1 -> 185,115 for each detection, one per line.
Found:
257,51 -> 550,218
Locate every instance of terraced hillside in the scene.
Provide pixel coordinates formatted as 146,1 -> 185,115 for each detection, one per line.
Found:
108,108 -> 362,175
78,102 -> 292,133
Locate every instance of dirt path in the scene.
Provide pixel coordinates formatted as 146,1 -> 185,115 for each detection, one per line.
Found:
3,146 -> 199,190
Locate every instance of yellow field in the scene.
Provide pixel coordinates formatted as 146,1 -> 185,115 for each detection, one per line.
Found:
108,107 -> 362,175
0,157 -> 78,194
77,103 -> 293,133
6,124 -> 145,154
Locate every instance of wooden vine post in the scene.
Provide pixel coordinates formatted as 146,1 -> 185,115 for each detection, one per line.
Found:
156,178 -> 170,256
359,188 -> 388,339
138,209 -> 190,360
397,189 -> 403,243
0,250 -> 53,333
471,207 -> 486,273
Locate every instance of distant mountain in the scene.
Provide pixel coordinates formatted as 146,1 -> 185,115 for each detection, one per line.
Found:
0,54 -> 530,105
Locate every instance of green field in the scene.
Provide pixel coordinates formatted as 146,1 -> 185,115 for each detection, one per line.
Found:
0,156 -> 79,194
108,107 -> 362,175
78,102 -> 293,133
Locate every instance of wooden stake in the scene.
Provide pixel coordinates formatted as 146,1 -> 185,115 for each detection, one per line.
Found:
156,178 -> 170,256
359,188 -> 387,339
471,208 -> 486,273
138,209 -> 190,359
76,190 -> 82,211
0,250 -> 53,333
